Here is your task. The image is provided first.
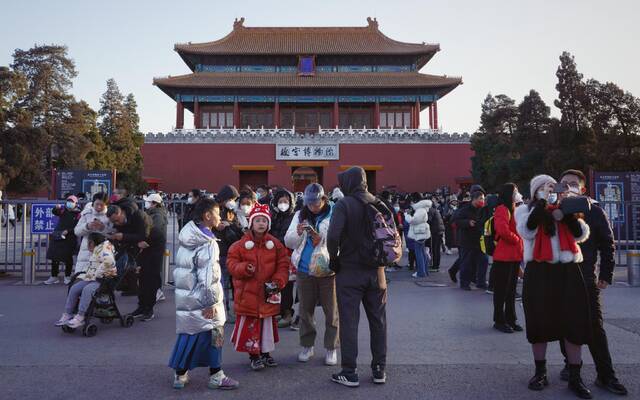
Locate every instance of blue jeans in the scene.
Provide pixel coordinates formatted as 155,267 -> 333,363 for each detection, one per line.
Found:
64,280 -> 100,315
459,248 -> 488,288
414,240 -> 431,277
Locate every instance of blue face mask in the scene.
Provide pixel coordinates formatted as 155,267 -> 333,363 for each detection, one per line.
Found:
66,201 -> 75,209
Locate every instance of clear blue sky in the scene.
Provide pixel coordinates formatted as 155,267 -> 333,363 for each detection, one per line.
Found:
1,0 -> 638,134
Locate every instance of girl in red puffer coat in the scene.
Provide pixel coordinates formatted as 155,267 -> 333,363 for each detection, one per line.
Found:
227,204 -> 290,371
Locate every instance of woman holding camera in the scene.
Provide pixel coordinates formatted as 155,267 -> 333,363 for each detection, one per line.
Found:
285,183 -> 339,366
515,174 -> 593,399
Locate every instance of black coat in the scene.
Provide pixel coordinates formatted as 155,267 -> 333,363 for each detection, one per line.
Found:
579,200 -> 615,284
452,202 -> 482,250
146,206 -> 168,251
428,207 -> 445,236
46,207 -> 80,261
269,189 -> 295,245
114,205 -> 152,260
215,207 -> 244,257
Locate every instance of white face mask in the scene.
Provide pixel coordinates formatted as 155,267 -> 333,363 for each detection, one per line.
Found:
278,202 -> 290,212
226,200 -> 237,211
548,193 -> 558,204
187,197 -> 194,205
144,201 -> 153,210
240,205 -> 252,215
513,192 -> 523,204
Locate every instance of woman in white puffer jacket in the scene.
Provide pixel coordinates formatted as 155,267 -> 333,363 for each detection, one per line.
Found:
74,193 -> 113,274
169,198 -> 238,390
405,198 -> 432,278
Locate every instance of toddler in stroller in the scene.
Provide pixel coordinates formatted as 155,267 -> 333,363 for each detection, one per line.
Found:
55,233 -> 134,336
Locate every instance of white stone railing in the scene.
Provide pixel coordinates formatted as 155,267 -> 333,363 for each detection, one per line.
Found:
144,127 -> 471,144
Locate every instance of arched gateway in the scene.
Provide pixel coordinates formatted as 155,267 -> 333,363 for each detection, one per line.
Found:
144,18 -> 472,193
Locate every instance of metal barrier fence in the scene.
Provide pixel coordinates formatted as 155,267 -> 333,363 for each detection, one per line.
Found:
1,200 -> 639,280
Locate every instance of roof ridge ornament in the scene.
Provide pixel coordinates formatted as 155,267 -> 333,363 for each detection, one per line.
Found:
233,17 -> 245,30
366,17 -> 379,30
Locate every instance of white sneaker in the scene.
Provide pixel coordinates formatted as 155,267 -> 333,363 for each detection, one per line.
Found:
156,289 -> 166,302
446,249 -> 453,255
298,346 -> 314,362
325,349 -> 337,366
173,371 -> 189,389
385,267 -> 396,272
411,272 -> 419,278
44,276 -> 59,285
55,313 -> 72,326
65,315 -> 85,329
63,276 -> 72,285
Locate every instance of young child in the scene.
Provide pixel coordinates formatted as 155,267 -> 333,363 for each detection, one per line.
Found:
55,233 -> 116,328
168,198 -> 239,390
227,204 -> 290,371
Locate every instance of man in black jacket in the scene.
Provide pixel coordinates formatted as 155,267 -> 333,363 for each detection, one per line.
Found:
327,166 -> 387,388
428,203 -> 445,272
454,189 -> 488,290
558,169 -> 627,396
107,203 -> 153,319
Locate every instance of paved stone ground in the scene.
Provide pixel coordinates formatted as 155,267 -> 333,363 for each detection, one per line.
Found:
1,252 -> 639,400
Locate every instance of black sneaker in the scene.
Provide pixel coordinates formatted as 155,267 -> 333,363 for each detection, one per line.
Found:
448,268 -> 458,283
372,365 -> 386,384
130,308 -> 145,319
595,376 -> 628,396
140,312 -> 154,322
261,354 -> 278,367
331,370 -> 360,388
250,358 -> 265,371
493,323 -> 514,334
510,324 -> 524,332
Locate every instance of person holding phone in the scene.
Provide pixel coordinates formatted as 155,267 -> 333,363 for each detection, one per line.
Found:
73,192 -> 113,275
285,183 -> 338,366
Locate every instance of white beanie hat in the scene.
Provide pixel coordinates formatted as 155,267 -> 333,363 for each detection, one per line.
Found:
529,174 -> 557,200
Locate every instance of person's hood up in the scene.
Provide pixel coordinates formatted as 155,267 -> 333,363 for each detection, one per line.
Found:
412,199 -> 433,210
270,188 -> 295,216
178,221 -> 215,250
337,166 -> 375,203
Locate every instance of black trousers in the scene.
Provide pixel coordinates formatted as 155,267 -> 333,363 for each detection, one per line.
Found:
560,278 -> 615,380
138,249 -> 163,313
51,256 -> 74,277
280,280 -> 295,317
336,267 -> 387,373
492,261 -> 520,325
431,235 -> 442,268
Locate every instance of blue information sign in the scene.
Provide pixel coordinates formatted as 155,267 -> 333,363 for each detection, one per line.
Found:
31,203 -> 61,234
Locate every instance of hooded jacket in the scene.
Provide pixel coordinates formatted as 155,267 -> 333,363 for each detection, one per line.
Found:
269,188 -> 295,244
174,221 -> 225,334
327,166 -> 377,270
73,205 -> 114,273
405,199 -> 432,241
146,206 -> 168,251
226,231 -> 290,318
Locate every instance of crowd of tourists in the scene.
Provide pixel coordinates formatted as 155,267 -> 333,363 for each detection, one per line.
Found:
42,166 -> 628,398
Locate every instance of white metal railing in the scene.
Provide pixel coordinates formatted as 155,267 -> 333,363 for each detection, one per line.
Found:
144,127 -> 471,144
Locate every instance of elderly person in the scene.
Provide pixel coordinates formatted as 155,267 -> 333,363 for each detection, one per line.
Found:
285,183 -> 338,366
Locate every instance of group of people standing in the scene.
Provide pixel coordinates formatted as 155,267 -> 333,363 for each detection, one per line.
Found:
169,166 -> 389,390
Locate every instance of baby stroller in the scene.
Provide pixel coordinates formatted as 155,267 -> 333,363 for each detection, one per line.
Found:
61,272 -> 135,337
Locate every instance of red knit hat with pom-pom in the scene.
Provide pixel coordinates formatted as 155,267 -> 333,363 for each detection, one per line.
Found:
248,203 -> 271,229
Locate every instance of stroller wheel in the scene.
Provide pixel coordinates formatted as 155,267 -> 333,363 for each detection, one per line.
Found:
100,318 -> 113,324
83,323 -> 98,337
61,325 -> 75,334
124,315 -> 134,328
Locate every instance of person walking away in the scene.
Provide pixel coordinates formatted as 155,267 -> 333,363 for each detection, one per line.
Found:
557,170 -> 628,395
327,166 -> 388,387
227,204 -> 290,371
404,195 -> 432,278
56,233 -> 116,327
269,188 -> 297,328
214,184 -> 243,323
428,201 -> 445,272
455,189 -> 487,290
45,196 -> 81,285
169,199 -> 239,390
491,183 -> 524,333
73,193 -> 113,275
516,174 -> 593,399
285,183 -> 339,366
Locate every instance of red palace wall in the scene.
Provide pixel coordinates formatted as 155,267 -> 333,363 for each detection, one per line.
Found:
141,142 -> 473,193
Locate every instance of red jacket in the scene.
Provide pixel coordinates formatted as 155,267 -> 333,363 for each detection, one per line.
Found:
493,205 -> 524,262
227,232 -> 290,318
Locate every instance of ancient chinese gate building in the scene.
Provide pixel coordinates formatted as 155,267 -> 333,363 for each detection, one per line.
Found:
143,18 -> 471,193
